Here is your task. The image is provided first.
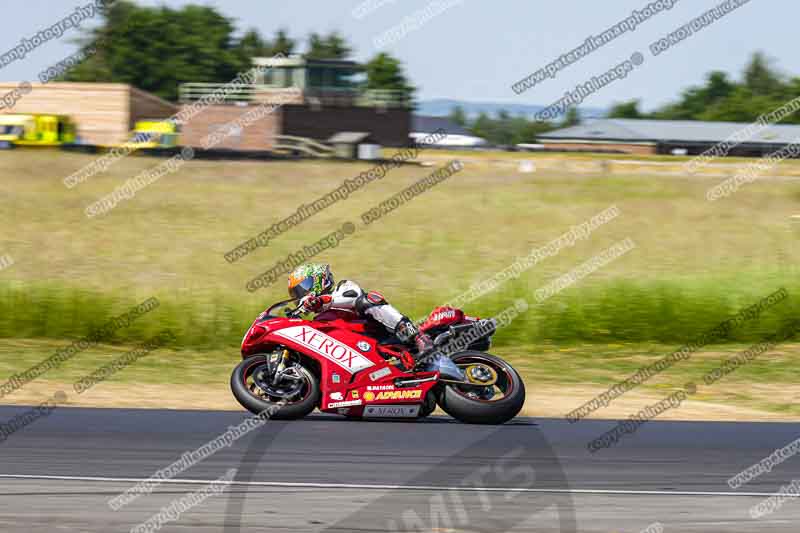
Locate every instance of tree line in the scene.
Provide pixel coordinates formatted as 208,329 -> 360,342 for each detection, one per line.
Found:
608,52 -> 798,123
60,4 -> 799,145
449,52 -> 800,146
62,1 -> 414,103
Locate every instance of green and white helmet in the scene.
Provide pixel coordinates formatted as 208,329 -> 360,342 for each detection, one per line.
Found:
287,263 -> 334,300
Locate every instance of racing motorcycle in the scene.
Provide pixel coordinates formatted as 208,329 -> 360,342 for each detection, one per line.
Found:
230,299 -> 526,424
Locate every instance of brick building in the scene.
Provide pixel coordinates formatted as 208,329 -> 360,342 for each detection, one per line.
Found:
0,82 -> 177,145
0,56 -> 412,150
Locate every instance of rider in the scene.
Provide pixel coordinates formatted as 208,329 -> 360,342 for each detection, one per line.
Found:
287,263 -> 434,366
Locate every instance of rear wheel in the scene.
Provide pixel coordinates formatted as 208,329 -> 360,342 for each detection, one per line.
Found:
437,351 -> 525,424
230,353 -> 320,420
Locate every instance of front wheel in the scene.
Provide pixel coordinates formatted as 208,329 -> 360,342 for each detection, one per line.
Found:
230,354 -> 320,420
437,351 -> 525,424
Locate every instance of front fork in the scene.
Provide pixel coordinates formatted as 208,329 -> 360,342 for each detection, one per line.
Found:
270,349 -> 291,386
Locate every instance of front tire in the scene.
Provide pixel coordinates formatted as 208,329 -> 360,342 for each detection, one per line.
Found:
230,355 -> 320,420
437,351 -> 525,424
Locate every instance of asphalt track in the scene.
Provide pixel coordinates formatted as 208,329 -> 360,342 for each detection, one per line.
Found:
0,406 -> 799,532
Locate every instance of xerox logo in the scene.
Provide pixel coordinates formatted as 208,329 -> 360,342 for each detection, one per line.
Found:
274,326 -> 375,373
363,405 -> 421,418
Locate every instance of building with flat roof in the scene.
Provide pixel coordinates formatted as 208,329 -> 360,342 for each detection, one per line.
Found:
0,82 -> 177,146
0,56 -> 413,151
178,55 -> 412,149
537,118 -> 800,156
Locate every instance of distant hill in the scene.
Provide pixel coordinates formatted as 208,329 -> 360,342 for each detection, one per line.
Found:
417,99 -> 607,120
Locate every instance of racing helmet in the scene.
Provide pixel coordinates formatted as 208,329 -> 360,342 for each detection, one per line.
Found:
288,263 -> 334,300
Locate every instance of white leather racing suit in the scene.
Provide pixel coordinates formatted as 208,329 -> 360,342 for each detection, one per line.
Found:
319,280 -> 419,342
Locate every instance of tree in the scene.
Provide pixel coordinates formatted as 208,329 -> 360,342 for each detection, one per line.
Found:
561,107 -> 580,127
449,105 -> 467,127
648,54 -> 790,122
608,100 -> 642,119
467,111 -> 556,146
514,118 -> 555,144
706,71 -> 735,101
306,32 -> 352,60
234,28 -> 296,71
493,110 -> 514,145
237,29 -> 272,61
63,1 -> 243,101
744,52 -> 783,96
364,52 -> 415,105
270,29 -> 296,56
470,112 -> 492,140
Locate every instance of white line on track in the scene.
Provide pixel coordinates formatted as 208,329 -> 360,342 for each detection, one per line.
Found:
0,473 -> 785,498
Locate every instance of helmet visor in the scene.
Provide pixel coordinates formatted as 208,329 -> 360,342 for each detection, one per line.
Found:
289,277 -> 315,300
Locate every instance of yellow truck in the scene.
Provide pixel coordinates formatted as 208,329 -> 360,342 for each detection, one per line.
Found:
0,114 -> 76,148
120,120 -> 180,149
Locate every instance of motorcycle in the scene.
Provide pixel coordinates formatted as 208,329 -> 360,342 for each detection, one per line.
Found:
230,299 -> 526,424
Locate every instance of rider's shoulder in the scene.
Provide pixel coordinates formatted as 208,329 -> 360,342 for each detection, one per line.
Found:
335,279 -> 364,294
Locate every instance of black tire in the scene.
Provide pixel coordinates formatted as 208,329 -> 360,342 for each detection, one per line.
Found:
230,355 -> 320,420
437,351 -> 525,424
418,390 -> 438,418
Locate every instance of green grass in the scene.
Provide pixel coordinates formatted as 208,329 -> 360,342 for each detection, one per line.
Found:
4,338 -> 800,416
1,150 -> 798,353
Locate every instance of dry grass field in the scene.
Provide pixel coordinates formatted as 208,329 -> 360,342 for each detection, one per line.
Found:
0,149 -> 798,419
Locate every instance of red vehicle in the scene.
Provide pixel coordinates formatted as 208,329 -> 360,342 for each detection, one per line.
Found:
230,299 -> 526,424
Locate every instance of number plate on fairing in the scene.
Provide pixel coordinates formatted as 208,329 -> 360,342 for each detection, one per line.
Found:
363,405 -> 421,418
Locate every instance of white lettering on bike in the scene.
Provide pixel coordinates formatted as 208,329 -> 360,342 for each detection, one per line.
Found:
430,309 -> 457,322
363,405 -> 421,418
274,326 -> 375,374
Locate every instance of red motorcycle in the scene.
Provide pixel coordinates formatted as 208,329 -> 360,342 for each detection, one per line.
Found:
230,299 -> 526,424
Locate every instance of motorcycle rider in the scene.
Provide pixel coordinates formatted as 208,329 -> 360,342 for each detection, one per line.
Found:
287,263 -> 434,366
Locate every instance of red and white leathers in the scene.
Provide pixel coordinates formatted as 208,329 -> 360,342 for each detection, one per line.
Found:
300,280 -> 433,359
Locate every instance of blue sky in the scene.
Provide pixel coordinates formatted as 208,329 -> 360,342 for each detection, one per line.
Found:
0,0 -> 793,111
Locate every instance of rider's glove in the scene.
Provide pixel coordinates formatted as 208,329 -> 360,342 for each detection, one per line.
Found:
300,294 -> 331,313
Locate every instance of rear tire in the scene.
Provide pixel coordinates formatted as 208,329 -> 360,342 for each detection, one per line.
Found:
437,351 -> 525,424
230,355 -> 320,420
